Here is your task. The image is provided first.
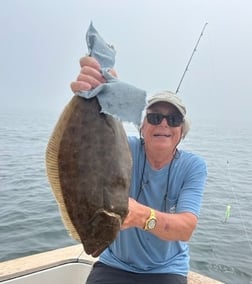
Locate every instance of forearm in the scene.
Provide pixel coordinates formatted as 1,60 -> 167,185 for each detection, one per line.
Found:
152,210 -> 198,241
122,199 -> 198,242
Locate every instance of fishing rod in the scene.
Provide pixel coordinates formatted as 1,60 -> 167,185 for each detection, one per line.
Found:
175,22 -> 208,94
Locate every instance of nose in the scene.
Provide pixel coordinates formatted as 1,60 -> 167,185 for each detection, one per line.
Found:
159,117 -> 169,126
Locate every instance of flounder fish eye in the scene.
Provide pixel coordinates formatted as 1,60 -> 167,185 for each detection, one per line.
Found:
146,113 -> 184,127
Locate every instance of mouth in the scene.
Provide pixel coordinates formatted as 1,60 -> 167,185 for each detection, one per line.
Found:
153,134 -> 171,138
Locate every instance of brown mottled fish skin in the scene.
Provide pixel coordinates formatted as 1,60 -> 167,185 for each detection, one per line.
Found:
46,95 -> 132,257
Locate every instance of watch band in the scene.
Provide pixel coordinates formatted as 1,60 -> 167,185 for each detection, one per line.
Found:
144,208 -> 157,230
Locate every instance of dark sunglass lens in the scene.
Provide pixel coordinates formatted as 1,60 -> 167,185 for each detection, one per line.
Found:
147,113 -> 163,125
167,115 -> 183,127
147,113 -> 183,126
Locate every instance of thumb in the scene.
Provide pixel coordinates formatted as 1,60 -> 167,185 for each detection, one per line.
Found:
108,68 -> 117,78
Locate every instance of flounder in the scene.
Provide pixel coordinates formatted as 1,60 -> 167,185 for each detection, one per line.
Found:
46,95 -> 132,257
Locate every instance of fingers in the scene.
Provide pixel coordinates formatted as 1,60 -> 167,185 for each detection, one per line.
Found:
70,81 -> 92,92
70,72 -> 104,92
70,56 -> 118,93
109,68 -> 117,78
71,57 -> 104,92
80,56 -> 117,78
80,65 -> 106,84
79,56 -> 101,69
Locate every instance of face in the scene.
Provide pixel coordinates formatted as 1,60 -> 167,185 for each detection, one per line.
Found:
141,102 -> 183,152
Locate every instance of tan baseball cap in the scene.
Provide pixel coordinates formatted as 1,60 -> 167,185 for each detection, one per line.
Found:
146,90 -> 190,138
147,91 -> 186,116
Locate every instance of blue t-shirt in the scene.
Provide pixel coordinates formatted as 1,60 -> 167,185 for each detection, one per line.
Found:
100,136 -> 207,276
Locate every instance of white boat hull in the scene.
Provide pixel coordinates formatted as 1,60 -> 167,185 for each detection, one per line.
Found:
0,244 -> 224,284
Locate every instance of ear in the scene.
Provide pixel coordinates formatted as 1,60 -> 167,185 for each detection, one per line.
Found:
139,115 -> 146,138
140,125 -> 145,138
139,128 -> 144,138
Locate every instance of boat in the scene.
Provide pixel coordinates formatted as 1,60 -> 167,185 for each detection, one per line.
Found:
0,244 -> 224,283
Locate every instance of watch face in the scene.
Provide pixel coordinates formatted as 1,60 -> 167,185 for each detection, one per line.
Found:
148,219 -> 156,229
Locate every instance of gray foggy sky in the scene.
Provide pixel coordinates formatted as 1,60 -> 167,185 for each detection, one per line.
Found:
0,0 -> 252,121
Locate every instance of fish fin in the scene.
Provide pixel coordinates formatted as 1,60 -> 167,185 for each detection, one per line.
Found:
46,101 -> 81,242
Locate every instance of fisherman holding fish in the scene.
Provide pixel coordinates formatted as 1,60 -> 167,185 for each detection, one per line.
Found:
69,55 -> 207,284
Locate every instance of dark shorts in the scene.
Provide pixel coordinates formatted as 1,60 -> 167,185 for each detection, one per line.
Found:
86,261 -> 187,284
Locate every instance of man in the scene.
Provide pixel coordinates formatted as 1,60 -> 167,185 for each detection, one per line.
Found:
71,56 -> 207,284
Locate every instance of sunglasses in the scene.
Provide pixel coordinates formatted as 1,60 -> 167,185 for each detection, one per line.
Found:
146,113 -> 184,127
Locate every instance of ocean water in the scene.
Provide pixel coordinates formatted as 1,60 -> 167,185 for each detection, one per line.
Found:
0,109 -> 251,284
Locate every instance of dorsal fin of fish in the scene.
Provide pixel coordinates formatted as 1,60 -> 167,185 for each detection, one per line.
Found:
46,99 -> 81,241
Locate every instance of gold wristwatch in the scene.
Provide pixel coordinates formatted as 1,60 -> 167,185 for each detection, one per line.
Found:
144,208 -> 157,230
